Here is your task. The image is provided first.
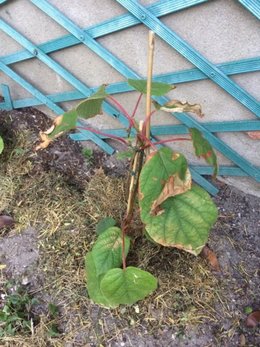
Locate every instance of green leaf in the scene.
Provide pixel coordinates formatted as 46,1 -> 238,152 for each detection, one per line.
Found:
100,267 -> 157,306
140,184 -> 218,255
0,136 -> 4,154
47,323 -> 60,337
190,128 -> 218,177
82,148 -> 93,159
128,79 -> 175,96
92,227 -> 130,275
85,252 -> 116,308
139,147 -> 217,255
244,306 -> 253,315
76,85 -> 108,118
96,217 -> 117,235
48,303 -> 59,318
116,149 -> 135,160
48,109 -> 78,139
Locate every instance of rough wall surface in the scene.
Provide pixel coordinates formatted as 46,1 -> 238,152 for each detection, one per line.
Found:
0,0 -> 259,196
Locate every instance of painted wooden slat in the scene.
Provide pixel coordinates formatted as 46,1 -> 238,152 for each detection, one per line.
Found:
70,120 -> 260,140
1,84 -> 13,110
0,57 -> 259,111
190,165 -> 260,176
2,0 -> 208,66
116,0 -> 260,118
239,0 -> 260,20
0,61 -> 64,115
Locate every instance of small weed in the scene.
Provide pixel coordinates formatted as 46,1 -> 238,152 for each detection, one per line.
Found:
82,147 -> 93,161
46,303 -> 60,338
0,285 -> 39,337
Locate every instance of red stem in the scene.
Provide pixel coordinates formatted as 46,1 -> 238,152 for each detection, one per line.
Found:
153,137 -> 191,145
108,95 -> 136,128
131,93 -> 143,118
142,110 -> 156,137
76,126 -> 129,145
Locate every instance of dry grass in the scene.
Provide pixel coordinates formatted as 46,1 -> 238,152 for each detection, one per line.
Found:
0,132 -> 224,346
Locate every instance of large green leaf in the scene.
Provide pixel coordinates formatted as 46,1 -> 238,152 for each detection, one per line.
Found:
76,85 -> 108,118
95,217 -> 117,235
48,109 -> 78,139
140,185 -> 218,255
0,136 -> 4,154
128,79 -> 175,96
85,252 -> 116,308
190,128 -> 218,177
100,267 -> 157,306
92,227 -> 130,276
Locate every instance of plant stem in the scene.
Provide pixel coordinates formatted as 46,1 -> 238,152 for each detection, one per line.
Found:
131,93 -> 143,118
121,122 -> 144,270
108,95 -> 136,128
145,31 -> 155,156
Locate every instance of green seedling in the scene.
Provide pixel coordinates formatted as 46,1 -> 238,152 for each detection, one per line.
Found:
0,286 -> 38,337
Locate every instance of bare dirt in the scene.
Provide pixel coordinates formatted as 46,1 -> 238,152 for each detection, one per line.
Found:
0,107 -> 259,347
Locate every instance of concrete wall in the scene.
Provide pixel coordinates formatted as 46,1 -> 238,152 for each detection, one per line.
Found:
0,0 -> 260,195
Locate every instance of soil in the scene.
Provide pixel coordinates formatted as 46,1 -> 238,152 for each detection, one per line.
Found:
0,107 -> 259,347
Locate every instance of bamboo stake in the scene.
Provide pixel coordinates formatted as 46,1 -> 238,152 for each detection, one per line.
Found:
126,121 -> 144,219
145,31 -> 155,155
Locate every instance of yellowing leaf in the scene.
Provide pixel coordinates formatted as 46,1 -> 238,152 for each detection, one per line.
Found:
35,132 -> 52,150
36,110 -> 77,150
0,264 -> 6,270
159,99 -> 203,117
190,128 -> 218,177
150,169 -> 192,216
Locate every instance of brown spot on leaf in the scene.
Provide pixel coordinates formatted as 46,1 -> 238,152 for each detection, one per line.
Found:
150,206 -> 165,216
172,153 -> 180,160
150,169 -> 192,215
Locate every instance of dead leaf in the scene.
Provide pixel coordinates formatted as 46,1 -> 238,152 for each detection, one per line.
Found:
35,132 -> 52,150
200,245 -> 220,272
239,334 -> 246,347
150,169 -> 192,216
35,110 -> 77,150
160,99 -> 204,117
246,131 -> 260,140
0,215 -> 14,229
246,310 -> 260,328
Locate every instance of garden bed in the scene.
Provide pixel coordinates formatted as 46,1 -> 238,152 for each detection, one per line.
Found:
0,108 -> 259,347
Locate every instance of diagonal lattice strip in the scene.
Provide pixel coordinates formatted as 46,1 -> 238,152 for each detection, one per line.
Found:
116,0 -> 260,118
238,0 -> 260,20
